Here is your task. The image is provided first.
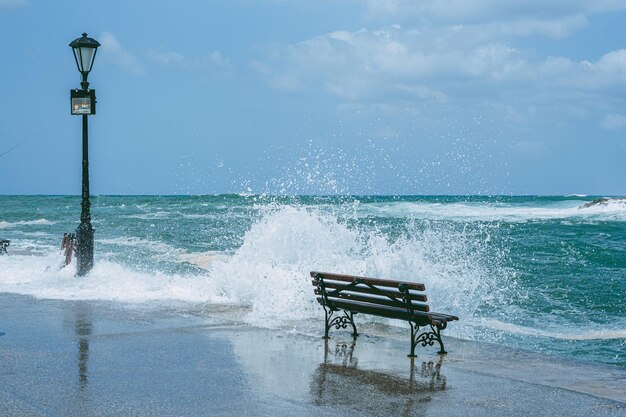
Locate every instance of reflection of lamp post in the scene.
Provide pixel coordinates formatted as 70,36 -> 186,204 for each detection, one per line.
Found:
69,33 -> 100,276
75,303 -> 92,390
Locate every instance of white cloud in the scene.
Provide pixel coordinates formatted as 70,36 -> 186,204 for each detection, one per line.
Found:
355,0 -> 620,51
539,49 -> 626,90
196,51 -> 235,78
254,24 -> 626,106
254,25 -> 527,100
206,51 -> 234,72
596,49 -> 626,78
250,1 -> 625,130
600,113 -> 626,130
99,32 -> 145,76
148,50 -> 185,66
148,49 -> 233,76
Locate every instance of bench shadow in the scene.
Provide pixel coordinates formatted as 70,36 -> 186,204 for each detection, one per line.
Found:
311,339 -> 446,416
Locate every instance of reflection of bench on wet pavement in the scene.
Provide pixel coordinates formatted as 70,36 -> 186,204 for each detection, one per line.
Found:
312,340 -> 446,413
0,239 -> 9,255
311,271 -> 459,356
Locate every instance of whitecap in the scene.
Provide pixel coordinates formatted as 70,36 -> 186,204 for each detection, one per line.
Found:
361,200 -> 626,222
478,319 -> 626,341
0,219 -> 53,229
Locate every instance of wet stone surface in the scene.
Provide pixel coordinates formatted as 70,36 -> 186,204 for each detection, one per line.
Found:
0,294 -> 624,416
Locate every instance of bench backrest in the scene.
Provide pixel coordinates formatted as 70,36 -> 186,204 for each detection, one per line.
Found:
310,271 -> 430,313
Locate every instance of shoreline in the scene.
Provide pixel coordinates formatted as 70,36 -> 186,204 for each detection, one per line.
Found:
0,293 -> 624,416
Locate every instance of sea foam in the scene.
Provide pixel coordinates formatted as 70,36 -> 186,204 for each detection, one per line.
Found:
479,319 -> 626,341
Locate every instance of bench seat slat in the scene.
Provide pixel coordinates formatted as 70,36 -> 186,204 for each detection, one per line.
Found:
314,289 -> 430,312
316,297 -> 459,326
315,297 -> 458,323
311,280 -> 427,303
428,312 -> 459,321
311,271 -> 425,291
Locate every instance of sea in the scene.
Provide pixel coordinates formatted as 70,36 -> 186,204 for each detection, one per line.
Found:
0,195 -> 624,367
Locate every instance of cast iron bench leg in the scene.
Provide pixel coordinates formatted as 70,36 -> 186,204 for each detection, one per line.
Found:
434,322 -> 447,355
323,307 -> 331,339
323,307 -> 358,339
409,322 -> 448,357
348,311 -> 358,337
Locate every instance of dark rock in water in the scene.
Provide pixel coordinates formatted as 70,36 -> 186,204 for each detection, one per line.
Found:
580,197 -> 626,209
581,198 -> 610,208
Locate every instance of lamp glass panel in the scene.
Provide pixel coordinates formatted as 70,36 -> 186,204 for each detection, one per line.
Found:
72,97 -> 92,115
72,48 -> 83,73
79,47 -> 96,73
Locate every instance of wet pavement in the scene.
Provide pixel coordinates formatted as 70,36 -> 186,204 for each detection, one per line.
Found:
0,293 -> 624,416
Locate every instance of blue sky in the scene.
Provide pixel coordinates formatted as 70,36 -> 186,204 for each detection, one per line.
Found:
0,0 -> 625,195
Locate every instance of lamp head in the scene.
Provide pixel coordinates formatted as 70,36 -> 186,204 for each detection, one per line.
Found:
69,33 -> 100,84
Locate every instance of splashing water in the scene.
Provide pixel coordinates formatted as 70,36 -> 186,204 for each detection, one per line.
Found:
206,205 -> 510,329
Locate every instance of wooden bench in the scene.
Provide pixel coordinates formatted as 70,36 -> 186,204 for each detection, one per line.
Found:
311,271 -> 459,356
0,239 -> 9,255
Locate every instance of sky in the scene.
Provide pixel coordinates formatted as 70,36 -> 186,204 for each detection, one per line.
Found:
0,0 -> 625,195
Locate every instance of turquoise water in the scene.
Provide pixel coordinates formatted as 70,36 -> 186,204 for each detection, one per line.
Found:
1,195 -> 624,366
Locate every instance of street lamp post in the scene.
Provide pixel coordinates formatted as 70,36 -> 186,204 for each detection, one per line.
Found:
69,33 -> 100,276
